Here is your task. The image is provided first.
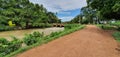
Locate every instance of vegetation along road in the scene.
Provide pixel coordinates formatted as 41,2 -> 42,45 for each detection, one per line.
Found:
0,27 -> 64,41
17,25 -> 120,57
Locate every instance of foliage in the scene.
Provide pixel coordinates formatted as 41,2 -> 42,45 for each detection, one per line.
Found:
70,14 -> 82,23
49,32 -> 61,38
0,38 -> 9,45
71,0 -> 120,24
0,37 -> 22,57
81,7 -> 97,24
113,32 -> 120,42
32,23 -> 52,28
23,31 -> 43,46
97,24 -> 117,30
110,21 -> 120,30
0,0 -> 60,31
64,24 -> 80,29
87,0 -> 120,20
70,6 -> 98,24
110,21 -> 120,27
0,25 -> 15,31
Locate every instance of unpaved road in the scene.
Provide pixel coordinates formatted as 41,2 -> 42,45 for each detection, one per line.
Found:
17,25 -> 120,57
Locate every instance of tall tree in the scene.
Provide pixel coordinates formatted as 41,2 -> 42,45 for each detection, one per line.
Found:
87,0 -> 120,20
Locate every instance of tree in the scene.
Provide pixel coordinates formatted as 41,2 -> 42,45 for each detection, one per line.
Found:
47,12 -> 60,23
70,14 -> 83,23
87,0 -> 120,20
81,6 -> 97,24
0,0 -> 60,29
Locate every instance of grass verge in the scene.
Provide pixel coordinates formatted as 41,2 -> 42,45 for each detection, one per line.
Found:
97,24 -> 120,42
96,24 -> 117,30
112,32 -> 120,42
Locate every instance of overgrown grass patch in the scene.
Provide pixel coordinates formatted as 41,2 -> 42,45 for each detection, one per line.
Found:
113,32 -> 120,42
97,24 -> 117,30
97,24 -> 120,42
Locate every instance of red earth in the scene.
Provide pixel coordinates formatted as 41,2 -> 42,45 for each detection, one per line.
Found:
17,25 -> 120,57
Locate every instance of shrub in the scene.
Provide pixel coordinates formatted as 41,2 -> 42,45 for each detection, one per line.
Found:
23,34 -> 37,46
23,32 -> 43,46
0,38 -> 9,45
8,40 -> 22,52
0,37 -> 22,57
32,31 -> 44,38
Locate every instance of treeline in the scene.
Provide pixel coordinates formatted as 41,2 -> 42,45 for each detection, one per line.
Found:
0,0 -> 61,30
70,0 -> 120,24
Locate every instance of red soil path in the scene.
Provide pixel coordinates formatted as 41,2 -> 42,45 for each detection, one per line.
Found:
17,25 -> 120,57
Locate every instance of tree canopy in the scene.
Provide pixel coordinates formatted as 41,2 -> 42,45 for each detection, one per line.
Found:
0,0 -> 60,29
87,0 -> 120,19
70,0 -> 120,24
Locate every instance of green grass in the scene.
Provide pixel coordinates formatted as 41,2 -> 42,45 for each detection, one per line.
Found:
97,24 -> 120,42
112,32 -> 120,42
96,24 -> 117,30
5,24 -> 85,57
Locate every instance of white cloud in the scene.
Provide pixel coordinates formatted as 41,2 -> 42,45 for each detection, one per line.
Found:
29,0 -> 87,21
29,0 -> 87,12
59,16 -> 74,22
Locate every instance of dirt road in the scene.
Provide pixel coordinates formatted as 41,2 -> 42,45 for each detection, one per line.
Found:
17,25 -> 120,57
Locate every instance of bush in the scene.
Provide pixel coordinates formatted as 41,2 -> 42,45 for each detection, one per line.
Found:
23,31 -> 43,46
0,37 -> 22,57
32,31 -> 44,38
0,38 -> 9,45
9,40 -> 22,52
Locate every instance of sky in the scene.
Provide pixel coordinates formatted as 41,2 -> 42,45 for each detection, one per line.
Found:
29,0 -> 87,22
